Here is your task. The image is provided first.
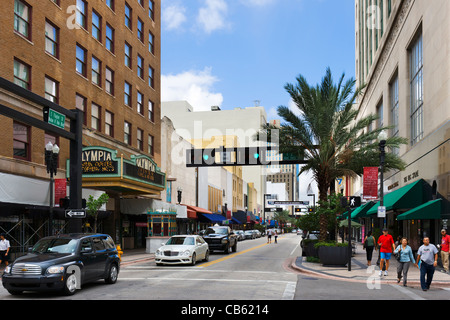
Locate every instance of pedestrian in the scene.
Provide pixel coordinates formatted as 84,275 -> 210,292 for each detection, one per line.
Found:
394,237 -> 415,287
363,231 -> 376,266
267,229 -> 272,243
0,233 -> 11,267
377,228 -> 395,276
440,229 -> 450,273
415,237 -> 439,291
274,230 -> 278,244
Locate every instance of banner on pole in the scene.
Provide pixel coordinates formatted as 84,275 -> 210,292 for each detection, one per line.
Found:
363,167 -> 378,200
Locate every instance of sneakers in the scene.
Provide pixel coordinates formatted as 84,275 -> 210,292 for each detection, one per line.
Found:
385,271 -> 388,276
379,270 -> 388,277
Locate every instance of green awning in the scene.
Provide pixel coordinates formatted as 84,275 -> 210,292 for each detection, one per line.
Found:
397,199 -> 442,221
351,201 -> 375,219
339,219 -> 362,228
366,179 -> 426,216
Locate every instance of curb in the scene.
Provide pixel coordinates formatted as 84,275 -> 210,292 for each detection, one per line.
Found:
290,258 -> 450,289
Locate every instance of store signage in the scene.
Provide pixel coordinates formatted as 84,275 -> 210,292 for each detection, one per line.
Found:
81,148 -> 118,175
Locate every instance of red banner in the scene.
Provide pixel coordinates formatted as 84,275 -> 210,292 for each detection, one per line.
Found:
54,179 -> 67,207
363,167 -> 378,200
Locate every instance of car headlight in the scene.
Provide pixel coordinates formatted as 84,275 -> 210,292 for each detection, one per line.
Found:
181,250 -> 191,256
222,238 -> 228,244
4,266 -> 11,274
46,266 -> 65,274
156,249 -> 162,255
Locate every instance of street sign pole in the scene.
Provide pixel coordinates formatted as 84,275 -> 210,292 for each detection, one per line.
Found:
348,204 -> 352,272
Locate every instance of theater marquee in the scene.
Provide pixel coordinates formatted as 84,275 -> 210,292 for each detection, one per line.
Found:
67,146 -> 166,195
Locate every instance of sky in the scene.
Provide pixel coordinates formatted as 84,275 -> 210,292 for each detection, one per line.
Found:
160,0 -> 356,120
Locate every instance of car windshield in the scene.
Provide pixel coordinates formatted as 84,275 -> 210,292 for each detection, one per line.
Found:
205,227 -> 227,235
32,238 -> 78,254
165,237 -> 194,246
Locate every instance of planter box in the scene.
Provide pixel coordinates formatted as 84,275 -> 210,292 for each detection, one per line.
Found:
303,242 -> 319,258
318,246 -> 350,267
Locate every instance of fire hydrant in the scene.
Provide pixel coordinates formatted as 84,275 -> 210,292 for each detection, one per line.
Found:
116,245 -> 123,261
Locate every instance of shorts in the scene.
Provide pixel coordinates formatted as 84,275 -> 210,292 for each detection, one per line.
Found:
0,250 -> 9,262
380,252 -> 392,260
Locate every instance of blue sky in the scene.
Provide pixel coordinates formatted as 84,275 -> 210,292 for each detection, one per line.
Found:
161,0 -> 356,119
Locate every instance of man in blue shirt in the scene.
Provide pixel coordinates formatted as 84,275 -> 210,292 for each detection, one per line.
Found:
415,237 -> 439,291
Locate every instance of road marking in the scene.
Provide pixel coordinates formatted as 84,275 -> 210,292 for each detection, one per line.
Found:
290,242 -> 300,256
198,242 -> 269,268
122,267 -> 289,275
119,277 -> 294,284
389,284 -> 426,300
282,282 -> 297,300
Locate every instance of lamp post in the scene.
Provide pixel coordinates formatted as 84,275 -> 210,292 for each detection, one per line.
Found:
45,141 -> 60,236
177,187 -> 183,205
378,130 -> 387,229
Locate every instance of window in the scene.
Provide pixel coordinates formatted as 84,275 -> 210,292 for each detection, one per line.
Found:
76,44 -> 87,77
14,59 -> 31,89
148,100 -> 154,122
137,91 -> 144,115
45,20 -> 59,58
91,103 -> 101,131
45,76 -> 59,103
92,10 -> 102,42
105,110 -> 114,137
137,18 -> 144,42
13,121 -> 30,160
148,66 -> 154,88
125,3 -> 132,29
106,0 -> 114,11
105,24 -> 114,53
409,32 -> 423,145
124,121 -> 131,145
148,134 -> 154,155
148,31 -> 154,54
137,55 -> 144,79
75,93 -> 87,125
124,82 -> 131,106
149,0 -> 154,21
376,101 -> 383,129
137,128 -> 143,151
76,0 -> 87,29
124,42 -> 132,68
105,66 -> 114,95
92,56 -> 101,86
14,0 -> 31,39
390,75 -> 399,155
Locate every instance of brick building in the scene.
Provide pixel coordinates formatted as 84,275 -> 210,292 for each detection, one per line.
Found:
0,0 -> 164,252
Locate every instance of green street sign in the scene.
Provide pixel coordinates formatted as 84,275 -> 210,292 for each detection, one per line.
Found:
44,107 -> 66,129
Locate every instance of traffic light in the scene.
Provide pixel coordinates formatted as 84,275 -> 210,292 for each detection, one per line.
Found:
308,208 -> 314,213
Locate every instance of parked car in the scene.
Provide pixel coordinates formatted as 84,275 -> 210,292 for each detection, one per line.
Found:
234,230 -> 245,241
155,235 -> 209,266
300,231 -> 320,256
202,226 -> 238,253
244,230 -> 256,240
2,233 -> 120,296
253,230 -> 261,238
297,229 -> 304,236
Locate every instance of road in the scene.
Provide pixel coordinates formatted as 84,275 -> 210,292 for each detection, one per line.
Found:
1,233 -> 449,302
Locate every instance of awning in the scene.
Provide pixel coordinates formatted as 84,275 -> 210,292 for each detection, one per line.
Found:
366,179 -> 427,216
339,219 -> 362,228
351,201 -> 375,219
198,213 -> 227,223
229,217 -> 242,224
185,205 -> 213,215
397,199 -> 442,221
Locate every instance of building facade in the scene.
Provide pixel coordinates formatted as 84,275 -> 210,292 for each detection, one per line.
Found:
0,0 -> 163,251
352,0 -> 450,245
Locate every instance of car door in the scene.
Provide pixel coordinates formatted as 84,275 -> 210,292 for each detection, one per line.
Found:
196,236 -> 207,259
79,238 -> 96,281
91,236 -> 108,279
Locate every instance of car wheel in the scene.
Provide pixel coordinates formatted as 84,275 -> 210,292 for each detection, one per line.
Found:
63,273 -> 78,296
7,289 -> 23,295
191,253 -> 196,266
203,250 -> 209,262
105,263 -> 119,284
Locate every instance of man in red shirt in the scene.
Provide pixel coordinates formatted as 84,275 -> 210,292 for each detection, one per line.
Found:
440,229 -> 450,273
377,228 -> 395,276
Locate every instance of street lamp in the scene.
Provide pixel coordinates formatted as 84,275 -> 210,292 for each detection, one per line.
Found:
378,130 -> 387,229
45,141 -> 60,236
177,187 -> 183,205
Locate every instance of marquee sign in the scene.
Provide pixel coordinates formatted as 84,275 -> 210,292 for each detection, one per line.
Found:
67,146 -> 166,192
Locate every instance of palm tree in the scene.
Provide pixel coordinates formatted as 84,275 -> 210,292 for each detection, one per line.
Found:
258,68 -> 407,241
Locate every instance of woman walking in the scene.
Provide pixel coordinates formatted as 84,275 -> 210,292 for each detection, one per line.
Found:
394,237 -> 416,287
364,231 -> 376,266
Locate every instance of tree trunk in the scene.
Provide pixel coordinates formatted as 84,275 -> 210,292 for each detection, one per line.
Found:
318,173 -> 330,242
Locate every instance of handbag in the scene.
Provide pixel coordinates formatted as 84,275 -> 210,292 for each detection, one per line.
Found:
395,247 -> 401,261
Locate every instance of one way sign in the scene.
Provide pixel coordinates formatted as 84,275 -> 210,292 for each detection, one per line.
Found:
65,209 -> 87,219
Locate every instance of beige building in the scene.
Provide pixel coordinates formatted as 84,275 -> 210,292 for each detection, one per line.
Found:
352,0 -> 450,244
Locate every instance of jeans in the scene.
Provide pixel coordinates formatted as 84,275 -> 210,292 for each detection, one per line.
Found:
420,261 -> 435,290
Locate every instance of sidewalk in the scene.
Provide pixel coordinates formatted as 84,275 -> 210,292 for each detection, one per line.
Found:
290,243 -> 450,289
119,248 -> 154,266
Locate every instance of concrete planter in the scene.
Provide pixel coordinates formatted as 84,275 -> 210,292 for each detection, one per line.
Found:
318,246 -> 349,267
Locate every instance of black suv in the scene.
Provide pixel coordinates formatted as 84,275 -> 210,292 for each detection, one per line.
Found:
2,233 -> 120,296
202,226 -> 237,254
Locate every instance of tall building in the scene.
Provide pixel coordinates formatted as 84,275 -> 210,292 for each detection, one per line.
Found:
352,0 -> 450,245
0,0 -> 163,251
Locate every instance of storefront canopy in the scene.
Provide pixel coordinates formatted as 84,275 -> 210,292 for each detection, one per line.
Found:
198,213 -> 227,223
397,199 -> 442,221
366,179 -> 428,216
339,219 -> 362,228
342,201 -> 375,220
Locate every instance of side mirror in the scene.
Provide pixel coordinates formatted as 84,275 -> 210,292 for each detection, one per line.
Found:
161,242 -> 166,246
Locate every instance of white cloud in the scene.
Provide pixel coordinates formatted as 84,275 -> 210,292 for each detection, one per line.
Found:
197,0 -> 230,34
162,4 -> 187,31
161,68 -> 224,112
241,0 -> 276,6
